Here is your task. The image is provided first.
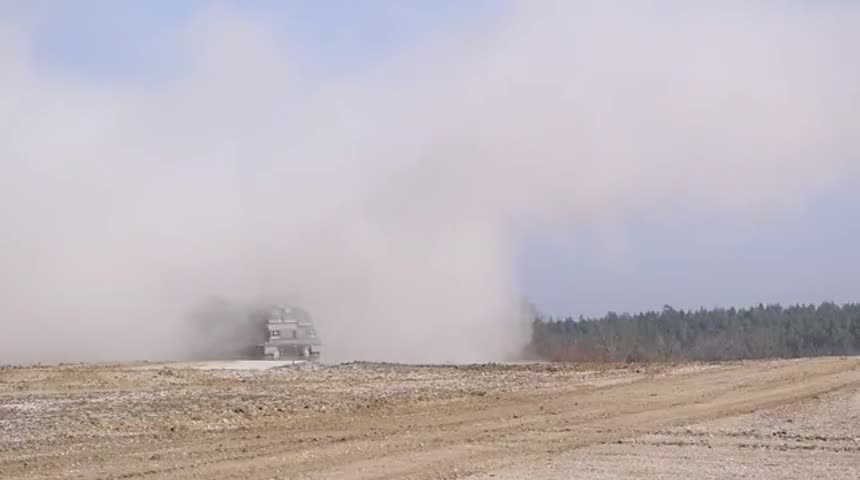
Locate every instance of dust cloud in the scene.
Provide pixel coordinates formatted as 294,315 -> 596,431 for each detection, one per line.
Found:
1,3 -> 858,364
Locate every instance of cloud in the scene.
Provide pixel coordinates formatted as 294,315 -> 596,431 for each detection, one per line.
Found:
1,2 -> 858,363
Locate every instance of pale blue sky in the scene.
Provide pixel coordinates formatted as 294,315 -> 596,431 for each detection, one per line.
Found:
518,186 -> 860,316
10,1 -> 860,318
26,1 -> 499,79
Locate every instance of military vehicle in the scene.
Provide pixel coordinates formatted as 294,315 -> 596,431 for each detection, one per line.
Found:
258,304 -> 322,360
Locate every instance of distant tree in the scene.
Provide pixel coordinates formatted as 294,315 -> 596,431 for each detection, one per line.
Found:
529,301 -> 860,362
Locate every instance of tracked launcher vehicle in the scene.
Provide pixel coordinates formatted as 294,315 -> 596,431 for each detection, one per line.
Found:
258,304 -> 322,360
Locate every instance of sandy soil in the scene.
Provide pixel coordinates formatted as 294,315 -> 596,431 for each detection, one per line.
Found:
1,357 -> 858,479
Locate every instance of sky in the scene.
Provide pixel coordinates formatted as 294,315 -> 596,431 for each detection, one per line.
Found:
1,1 -> 859,363
21,1 -> 497,80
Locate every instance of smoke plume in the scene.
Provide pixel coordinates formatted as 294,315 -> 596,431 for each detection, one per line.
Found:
1,2 -> 858,363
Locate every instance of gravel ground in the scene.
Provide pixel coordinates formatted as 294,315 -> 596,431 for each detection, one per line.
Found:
467,385 -> 860,479
1,357 -> 858,479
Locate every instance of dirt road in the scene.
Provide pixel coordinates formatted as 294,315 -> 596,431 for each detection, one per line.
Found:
1,357 -> 858,479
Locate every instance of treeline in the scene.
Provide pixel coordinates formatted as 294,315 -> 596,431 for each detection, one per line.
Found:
529,302 -> 860,362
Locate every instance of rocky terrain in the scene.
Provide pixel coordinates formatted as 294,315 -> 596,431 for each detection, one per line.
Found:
1,357 -> 858,479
